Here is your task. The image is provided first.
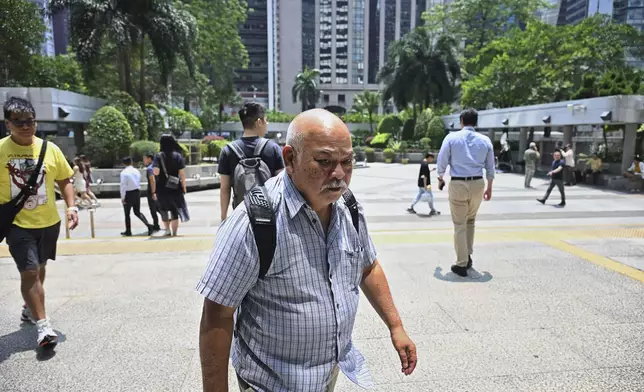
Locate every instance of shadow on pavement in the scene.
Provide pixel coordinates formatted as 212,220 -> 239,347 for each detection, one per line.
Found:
0,325 -> 66,363
433,266 -> 493,282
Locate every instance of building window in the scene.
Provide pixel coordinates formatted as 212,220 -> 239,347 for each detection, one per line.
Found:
352,0 -> 366,84
368,0 -> 380,84
319,0 -> 333,84
302,0 -> 316,70
384,0 -> 396,57
323,94 -> 330,103
415,0 -> 425,27
335,0 -> 349,84
338,94 -> 346,104
401,0 -> 412,35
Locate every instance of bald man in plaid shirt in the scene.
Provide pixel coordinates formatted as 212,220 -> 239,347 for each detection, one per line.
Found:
197,109 -> 417,392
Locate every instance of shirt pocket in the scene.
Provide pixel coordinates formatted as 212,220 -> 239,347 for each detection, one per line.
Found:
339,247 -> 364,294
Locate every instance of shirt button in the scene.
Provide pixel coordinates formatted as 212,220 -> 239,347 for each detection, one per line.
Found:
338,332 -> 342,337
336,303 -> 340,309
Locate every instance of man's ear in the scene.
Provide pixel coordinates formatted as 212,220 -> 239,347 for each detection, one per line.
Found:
283,145 -> 295,173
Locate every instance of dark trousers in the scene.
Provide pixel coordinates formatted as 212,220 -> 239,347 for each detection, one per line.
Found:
543,179 -> 565,204
564,166 -> 575,185
585,170 -> 601,185
147,195 -> 160,228
124,190 -> 150,231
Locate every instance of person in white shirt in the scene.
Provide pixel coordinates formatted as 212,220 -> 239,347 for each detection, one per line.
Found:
623,155 -> 644,193
562,144 -> 575,186
120,156 -> 153,236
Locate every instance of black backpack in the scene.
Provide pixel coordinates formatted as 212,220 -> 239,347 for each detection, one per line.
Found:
244,185 -> 361,279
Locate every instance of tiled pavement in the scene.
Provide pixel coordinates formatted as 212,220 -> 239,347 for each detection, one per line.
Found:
1,163 -> 643,391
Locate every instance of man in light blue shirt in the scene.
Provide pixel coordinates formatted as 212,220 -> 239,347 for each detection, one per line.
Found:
436,108 -> 494,277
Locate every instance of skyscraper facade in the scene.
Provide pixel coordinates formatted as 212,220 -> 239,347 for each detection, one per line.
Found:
273,0 -> 430,114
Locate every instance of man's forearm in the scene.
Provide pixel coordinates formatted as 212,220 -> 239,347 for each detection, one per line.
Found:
58,179 -> 76,207
486,178 -> 493,190
361,260 -> 403,332
220,188 -> 231,219
199,311 -> 235,392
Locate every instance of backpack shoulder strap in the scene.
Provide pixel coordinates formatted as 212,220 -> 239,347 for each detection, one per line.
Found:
245,186 -> 277,279
228,140 -> 246,160
28,140 -> 48,188
253,138 -> 269,157
342,189 -> 360,234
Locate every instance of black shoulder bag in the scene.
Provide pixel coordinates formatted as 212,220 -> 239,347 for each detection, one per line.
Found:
0,140 -> 48,243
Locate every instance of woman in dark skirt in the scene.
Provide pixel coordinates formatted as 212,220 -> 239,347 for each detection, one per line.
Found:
152,134 -> 190,236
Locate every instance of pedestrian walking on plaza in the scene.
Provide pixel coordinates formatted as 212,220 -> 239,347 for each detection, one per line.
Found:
120,156 -> 153,236
143,153 -> 162,232
153,135 -> 189,236
0,97 -> 79,349
436,108 -> 495,277
217,102 -> 284,222
537,149 -> 566,207
523,142 -> 540,188
563,144 -> 576,186
80,154 -> 99,206
407,152 -> 440,215
72,157 -> 93,207
197,109 -> 417,392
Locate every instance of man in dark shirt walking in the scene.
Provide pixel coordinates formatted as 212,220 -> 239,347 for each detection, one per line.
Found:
407,153 -> 440,216
217,102 -> 284,221
143,153 -> 161,232
537,149 -> 566,207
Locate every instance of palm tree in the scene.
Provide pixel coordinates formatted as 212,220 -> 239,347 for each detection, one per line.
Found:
378,26 -> 460,111
352,91 -> 381,134
292,67 -> 321,112
50,0 -> 197,108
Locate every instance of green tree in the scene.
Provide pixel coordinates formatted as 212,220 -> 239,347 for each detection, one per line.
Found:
181,0 -> 248,111
0,0 -> 46,86
109,91 -> 148,140
167,108 -> 202,138
87,105 -> 134,164
144,104 -> 164,141
378,27 -> 460,111
51,0 -> 198,107
427,117 -> 447,149
424,0 -> 548,76
462,16 -> 644,109
23,54 -> 87,94
292,67 -> 321,112
352,91 -> 381,134
377,115 -> 403,140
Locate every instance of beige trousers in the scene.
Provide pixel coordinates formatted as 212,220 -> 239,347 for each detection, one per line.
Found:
237,366 -> 340,392
448,179 -> 485,267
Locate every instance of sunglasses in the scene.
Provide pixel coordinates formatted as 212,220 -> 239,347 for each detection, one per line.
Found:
9,119 -> 36,128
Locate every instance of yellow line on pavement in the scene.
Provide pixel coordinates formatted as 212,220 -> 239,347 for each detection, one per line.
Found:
542,239 -> 644,283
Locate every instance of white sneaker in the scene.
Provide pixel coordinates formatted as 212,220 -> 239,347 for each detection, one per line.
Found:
21,305 -> 36,324
164,229 -> 172,237
36,319 -> 58,348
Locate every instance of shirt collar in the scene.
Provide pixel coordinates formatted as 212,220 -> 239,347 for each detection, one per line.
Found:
283,172 -> 308,219
463,126 -> 476,131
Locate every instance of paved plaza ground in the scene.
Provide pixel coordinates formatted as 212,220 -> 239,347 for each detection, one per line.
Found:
1,163 -> 643,391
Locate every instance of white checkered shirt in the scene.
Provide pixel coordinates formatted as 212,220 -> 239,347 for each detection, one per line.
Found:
196,172 -> 377,391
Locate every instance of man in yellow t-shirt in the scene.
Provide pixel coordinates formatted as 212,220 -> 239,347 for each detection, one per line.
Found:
1,97 -> 79,349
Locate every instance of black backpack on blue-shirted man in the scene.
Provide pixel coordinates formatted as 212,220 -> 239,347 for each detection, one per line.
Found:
228,138 -> 273,208
244,185 -> 360,279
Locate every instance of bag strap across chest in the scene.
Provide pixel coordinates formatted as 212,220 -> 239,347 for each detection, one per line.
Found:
245,186 -> 360,279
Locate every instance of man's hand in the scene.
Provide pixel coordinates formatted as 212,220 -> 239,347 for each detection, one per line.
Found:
390,326 -> 417,376
151,194 -> 157,201
483,187 -> 492,201
547,171 -> 553,177
66,210 -> 79,230
425,185 -> 432,191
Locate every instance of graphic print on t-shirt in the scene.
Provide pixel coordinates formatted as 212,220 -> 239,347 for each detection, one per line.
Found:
6,157 -> 47,210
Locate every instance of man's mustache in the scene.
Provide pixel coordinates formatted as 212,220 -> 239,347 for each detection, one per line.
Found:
322,180 -> 347,190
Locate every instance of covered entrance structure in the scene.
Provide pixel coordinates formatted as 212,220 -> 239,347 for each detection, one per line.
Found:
441,95 -> 644,173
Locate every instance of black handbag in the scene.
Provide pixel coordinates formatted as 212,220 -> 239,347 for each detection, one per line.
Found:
159,152 -> 180,190
0,140 -> 48,243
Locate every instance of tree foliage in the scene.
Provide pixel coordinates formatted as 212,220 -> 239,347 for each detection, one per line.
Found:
292,67 -> 321,112
377,115 -> 403,139
144,104 -> 164,141
352,91 -> 381,134
0,0 -> 46,86
462,16 -> 644,109
87,106 -> 134,164
378,27 -> 460,111
167,108 -> 202,138
22,55 -> 87,94
109,91 -> 148,140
